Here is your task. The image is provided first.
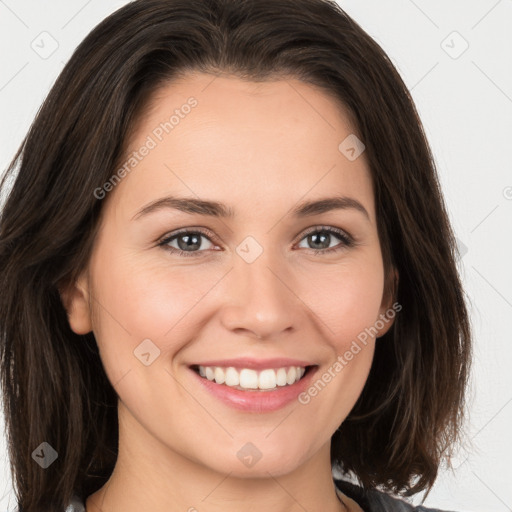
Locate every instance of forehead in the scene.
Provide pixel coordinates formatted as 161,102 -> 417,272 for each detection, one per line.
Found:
106,72 -> 374,222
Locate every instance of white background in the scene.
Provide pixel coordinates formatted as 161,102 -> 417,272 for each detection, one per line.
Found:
0,1 -> 511,511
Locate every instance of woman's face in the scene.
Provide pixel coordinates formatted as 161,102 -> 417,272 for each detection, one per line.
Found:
65,72 -> 395,477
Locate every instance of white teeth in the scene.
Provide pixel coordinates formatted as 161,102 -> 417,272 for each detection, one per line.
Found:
197,365 -> 307,391
276,368 -> 288,386
239,369 -> 259,389
286,366 -> 297,385
258,369 -> 276,389
224,367 -> 240,386
214,367 -> 225,384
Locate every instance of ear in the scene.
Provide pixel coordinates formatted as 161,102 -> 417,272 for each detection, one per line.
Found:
58,273 -> 92,334
375,267 -> 399,338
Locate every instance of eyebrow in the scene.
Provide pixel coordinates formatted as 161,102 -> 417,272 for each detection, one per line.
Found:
131,195 -> 370,221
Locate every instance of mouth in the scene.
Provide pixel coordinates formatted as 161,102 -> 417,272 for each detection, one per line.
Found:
189,364 -> 316,392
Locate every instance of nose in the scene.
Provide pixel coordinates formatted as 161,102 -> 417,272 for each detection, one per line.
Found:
218,249 -> 302,341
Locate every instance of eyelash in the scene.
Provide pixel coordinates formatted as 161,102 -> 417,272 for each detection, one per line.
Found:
157,226 -> 355,258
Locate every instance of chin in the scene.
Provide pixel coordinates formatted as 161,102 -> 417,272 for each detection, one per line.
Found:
199,445 -> 310,479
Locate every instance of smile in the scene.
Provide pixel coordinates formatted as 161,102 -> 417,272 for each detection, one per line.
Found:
193,365 -> 308,391
188,363 -> 318,412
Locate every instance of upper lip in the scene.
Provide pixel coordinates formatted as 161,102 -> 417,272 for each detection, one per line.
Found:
189,358 -> 315,370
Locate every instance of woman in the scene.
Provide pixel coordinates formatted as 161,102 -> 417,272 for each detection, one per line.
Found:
0,1 -> 471,511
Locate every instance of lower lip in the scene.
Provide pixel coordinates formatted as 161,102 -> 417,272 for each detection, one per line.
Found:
189,366 -> 318,412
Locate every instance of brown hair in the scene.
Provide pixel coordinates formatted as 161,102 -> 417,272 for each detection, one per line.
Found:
0,0 -> 471,510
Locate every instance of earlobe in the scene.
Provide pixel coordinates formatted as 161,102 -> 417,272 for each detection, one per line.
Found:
58,275 -> 92,335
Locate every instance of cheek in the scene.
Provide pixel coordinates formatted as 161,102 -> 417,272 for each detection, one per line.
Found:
307,254 -> 385,348
298,253 -> 384,404
88,250 -> 223,364
119,260 -> 224,337
294,263 -> 383,427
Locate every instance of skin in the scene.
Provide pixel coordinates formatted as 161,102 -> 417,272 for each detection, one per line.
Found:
62,72 -> 396,512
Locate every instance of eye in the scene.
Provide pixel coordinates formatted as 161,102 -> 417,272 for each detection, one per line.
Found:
158,225 -> 355,258
295,226 -> 354,254
158,228 -> 217,258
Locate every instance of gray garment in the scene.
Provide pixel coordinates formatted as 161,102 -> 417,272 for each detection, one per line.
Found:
64,479 -> 455,512
65,495 -> 85,512
334,478 -> 456,512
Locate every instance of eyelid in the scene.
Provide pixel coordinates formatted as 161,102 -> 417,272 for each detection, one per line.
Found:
157,224 -> 356,257
157,226 -> 219,245
293,224 -> 354,245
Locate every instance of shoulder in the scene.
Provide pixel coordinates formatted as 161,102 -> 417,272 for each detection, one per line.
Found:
334,478 -> 456,512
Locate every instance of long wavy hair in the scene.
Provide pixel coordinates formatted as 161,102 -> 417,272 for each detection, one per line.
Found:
0,0 -> 471,510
